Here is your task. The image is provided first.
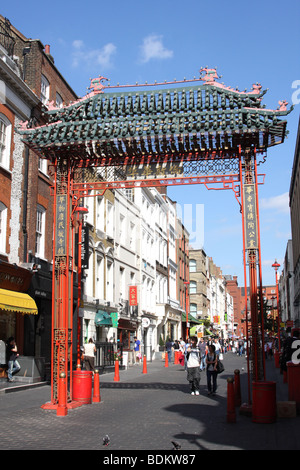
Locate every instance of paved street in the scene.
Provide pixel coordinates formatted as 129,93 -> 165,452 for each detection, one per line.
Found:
0,351 -> 299,452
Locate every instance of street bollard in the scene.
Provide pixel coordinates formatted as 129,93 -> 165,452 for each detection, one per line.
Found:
114,359 -> 120,382
234,369 -> 241,407
142,355 -> 147,374
227,377 -> 236,423
174,350 -> 179,365
57,372 -> 68,417
93,369 -> 101,403
165,352 -> 169,368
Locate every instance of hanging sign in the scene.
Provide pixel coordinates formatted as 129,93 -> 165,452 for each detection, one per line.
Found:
81,225 -> 89,270
129,286 -> 138,306
243,183 -> 258,250
55,195 -> 67,256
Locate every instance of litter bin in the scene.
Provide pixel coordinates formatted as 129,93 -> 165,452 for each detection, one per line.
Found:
252,381 -> 276,423
287,361 -> 300,412
73,370 -> 93,404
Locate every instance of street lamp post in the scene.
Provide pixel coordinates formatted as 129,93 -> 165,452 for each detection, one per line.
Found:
272,259 -> 281,351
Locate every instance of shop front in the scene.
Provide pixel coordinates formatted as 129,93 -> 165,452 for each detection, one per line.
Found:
0,261 -> 41,382
117,318 -> 138,366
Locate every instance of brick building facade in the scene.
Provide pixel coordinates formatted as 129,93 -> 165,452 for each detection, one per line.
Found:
0,16 -> 78,377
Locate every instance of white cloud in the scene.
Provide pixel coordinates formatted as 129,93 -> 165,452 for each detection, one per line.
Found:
72,40 -> 116,69
260,192 -> 289,214
139,34 -> 173,63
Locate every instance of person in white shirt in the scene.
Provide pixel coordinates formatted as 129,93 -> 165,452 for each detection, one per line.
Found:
83,338 -> 96,372
186,337 -> 201,395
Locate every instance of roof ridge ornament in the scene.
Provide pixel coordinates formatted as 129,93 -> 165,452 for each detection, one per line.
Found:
199,67 -> 221,84
88,76 -> 109,95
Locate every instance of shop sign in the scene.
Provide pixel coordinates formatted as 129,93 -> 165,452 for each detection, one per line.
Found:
129,286 -> 138,306
243,183 -> 258,250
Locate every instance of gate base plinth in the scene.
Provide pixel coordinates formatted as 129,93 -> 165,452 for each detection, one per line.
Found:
41,401 -> 82,410
239,403 -> 252,417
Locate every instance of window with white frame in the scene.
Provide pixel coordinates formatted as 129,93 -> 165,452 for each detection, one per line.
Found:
0,115 -> 12,170
106,201 -> 114,237
41,74 -> 50,105
0,202 -> 7,253
35,205 -> 46,257
189,259 -> 197,272
190,303 -> 197,316
56,92 -> 63,108
38,157 -> 48,175
190,281 -> 197,294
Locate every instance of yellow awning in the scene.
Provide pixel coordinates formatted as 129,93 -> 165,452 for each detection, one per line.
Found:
0,288 -> 38,315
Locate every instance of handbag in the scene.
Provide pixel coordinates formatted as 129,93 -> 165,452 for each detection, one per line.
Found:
216,359 -> 225,374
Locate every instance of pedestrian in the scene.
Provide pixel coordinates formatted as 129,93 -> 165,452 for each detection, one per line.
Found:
186,337 -> 201,395
184,337 -> 191,370
214,337 -> 221,358
281,330 -> 299,371
198,337 -> 207,371
238,337 -> 244,356
83,338 -> 96,372
134,336 -> 141,364
165,338 -> 173,362
206,344 -> 218,396
6,337 -> 21,382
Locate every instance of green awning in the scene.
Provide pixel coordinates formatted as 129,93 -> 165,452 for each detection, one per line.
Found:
95,310 -> 112,327
182,314 -> 201,325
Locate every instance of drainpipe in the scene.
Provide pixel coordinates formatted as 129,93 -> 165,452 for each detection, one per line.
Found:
22,145 -> 29,262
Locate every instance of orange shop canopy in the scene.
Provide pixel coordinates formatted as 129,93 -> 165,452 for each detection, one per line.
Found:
0,288 -> 38,315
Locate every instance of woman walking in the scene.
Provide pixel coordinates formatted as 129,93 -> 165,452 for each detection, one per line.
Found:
206,344 -> 218,396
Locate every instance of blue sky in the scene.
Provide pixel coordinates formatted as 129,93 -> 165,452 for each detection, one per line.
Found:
3,0 -> 300,286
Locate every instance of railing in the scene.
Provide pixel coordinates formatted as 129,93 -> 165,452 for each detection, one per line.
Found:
94,342 -> 123,370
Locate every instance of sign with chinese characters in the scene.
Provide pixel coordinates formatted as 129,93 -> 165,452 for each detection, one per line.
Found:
129,286 -> 138,306
81,225 -> 89,270
110,312 -> 118,328
55,195 -> 67,256
243,183 -> 258,250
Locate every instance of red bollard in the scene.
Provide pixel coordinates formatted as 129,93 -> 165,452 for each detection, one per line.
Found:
142,355 -> 147,374
234,369 -> 241,407
57,372 -> 68,417
93,369 -> 101,403
174,350 -> 179,365
274,350 -> 280,368
227,377 -> 236,423
165,352 -> 169,368
114,359 -> 120,382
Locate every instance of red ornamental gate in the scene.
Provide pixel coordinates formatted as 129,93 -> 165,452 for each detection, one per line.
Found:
19,68 -> 291,415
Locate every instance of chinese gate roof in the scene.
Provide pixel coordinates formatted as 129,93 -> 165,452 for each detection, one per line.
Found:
18,68 -> 292,164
